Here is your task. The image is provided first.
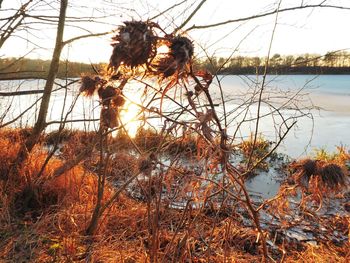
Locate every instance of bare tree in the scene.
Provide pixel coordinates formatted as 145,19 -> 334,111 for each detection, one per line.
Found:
12,0 -> 68,174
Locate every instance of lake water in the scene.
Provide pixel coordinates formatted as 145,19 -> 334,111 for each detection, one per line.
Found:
212,75 -> 350,158
0,75 -> 349,158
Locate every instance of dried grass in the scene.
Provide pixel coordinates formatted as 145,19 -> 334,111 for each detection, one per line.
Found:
0,129 -> 22,179
287,242 -> 350,263
239,134 -> 271,172
1,129 -> 349,262
0,129 -> 118,261
105,152 -> 138,182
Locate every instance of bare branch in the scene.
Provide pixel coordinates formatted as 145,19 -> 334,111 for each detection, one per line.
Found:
62,31 -> 111,46
185,4 -> 350,31
174,0 -> 207,33
150,0 -> 188,20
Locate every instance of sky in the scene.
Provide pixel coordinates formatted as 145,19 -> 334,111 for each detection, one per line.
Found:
1,0 -> 350,63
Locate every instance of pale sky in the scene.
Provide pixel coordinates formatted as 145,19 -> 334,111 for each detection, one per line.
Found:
1,0 -> 350,63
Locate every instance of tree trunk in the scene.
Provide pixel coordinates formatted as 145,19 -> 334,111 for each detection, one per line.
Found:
18,0 -> 68,164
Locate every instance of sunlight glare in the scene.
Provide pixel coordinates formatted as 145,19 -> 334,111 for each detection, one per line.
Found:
120,102 -> 140,138
157,44 -> 170,55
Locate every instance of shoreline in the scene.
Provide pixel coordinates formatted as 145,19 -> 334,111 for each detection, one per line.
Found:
2,73 -> 350,81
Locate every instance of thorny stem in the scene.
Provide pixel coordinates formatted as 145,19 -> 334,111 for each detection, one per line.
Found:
226,164 -> 269,262
189,67 -> 270,260
86,128 -> 110,235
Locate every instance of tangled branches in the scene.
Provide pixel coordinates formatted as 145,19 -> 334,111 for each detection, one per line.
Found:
76,18 -> 329,262
79,20 -> 197,130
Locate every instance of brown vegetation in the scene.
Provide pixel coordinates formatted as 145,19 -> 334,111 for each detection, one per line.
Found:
2,4 -> 350,260
0,128 -> 349,261
109,21 -> 157,70
290,157 -> 348,191
239,134 -> 272,173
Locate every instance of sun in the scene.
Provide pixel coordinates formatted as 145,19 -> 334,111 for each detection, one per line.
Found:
157,44 -> 170,55
120,102 -> 140,138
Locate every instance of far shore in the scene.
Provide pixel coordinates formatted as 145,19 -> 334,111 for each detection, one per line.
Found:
2,72 -> 350,82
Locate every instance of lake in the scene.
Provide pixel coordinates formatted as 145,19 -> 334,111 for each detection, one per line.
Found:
0,75 -> 349,158
212,75 -> 350,158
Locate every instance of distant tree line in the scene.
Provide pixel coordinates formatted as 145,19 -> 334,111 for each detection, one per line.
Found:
0,57 -> 99,80
196,51 -> 350,74
1,51 -> 350,80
